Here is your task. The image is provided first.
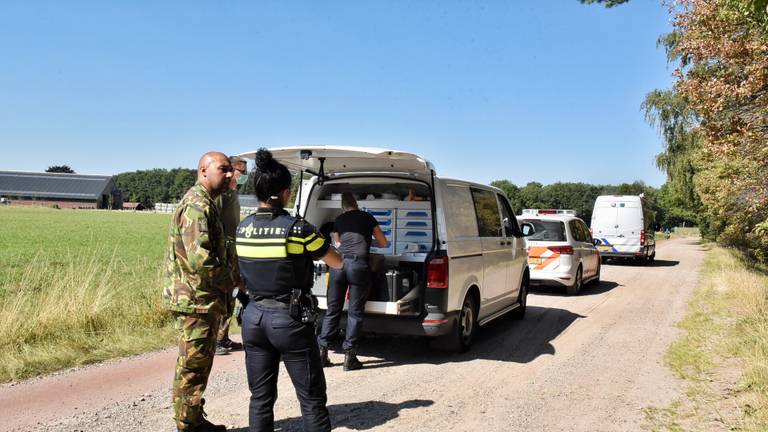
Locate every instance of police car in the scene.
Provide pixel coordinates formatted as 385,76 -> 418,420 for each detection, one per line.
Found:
517,209 -> 601,295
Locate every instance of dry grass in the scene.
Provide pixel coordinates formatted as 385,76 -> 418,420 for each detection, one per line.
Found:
0,251 -> 176,382
655,246 -> 768,431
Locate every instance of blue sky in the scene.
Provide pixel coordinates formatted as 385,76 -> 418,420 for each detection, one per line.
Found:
0,1 -> 673,187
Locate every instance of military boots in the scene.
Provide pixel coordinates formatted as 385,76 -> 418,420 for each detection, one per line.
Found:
343,350 -> 363,371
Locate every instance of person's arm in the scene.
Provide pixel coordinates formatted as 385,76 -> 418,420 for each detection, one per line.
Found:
178,204 -> 223,284
295,221 -> 343,269
320,247 -> 343,269
372,225 -> 388,248
331,231 -> 341,248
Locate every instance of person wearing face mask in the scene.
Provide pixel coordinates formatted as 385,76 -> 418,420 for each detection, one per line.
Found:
215,156 -> 249,355
164,152 -> 234,432
236,148 -> 342,432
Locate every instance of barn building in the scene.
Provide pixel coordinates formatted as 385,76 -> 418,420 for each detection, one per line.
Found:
0,171 -> 121,209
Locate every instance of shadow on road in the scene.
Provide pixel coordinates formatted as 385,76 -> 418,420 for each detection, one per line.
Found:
326,305 -> 585,370
531,280 -> 620,297
230,399 -> 435,432
603,259 -> 679,268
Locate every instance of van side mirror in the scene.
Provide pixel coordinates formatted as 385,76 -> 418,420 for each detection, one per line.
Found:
593,238 -> 601,246
520,222 -> 535,237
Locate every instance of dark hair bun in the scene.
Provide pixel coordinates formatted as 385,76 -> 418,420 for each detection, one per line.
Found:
254,148 -> 279,172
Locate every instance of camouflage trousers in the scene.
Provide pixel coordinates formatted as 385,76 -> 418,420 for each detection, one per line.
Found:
217,289 -> 235,342
172,312 -> 220,431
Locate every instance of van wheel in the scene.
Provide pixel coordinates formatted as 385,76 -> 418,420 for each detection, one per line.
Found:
567,266 -> 582,295
436,294 -> 477,353
510,272 -> 528,320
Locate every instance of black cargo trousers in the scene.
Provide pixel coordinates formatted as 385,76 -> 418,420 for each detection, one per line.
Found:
241,300 -> 330,432
318,256 -> 371,352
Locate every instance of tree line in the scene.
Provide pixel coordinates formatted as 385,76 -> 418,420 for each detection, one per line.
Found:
491,180 -> 693,230
113,168 -> 197,208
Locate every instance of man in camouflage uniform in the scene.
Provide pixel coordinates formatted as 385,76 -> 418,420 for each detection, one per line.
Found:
214,155 -> 248,355
164,151 -> 236,432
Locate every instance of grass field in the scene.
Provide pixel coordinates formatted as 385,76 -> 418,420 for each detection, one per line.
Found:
0,207 -> 175,382
645,245 -> 768,431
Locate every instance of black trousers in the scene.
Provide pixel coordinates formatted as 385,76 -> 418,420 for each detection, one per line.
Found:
241,301 -> 331,432
318,257 -> 370,352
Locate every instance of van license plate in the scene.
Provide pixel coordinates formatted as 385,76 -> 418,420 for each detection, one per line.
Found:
598,245 -> 612,252
528,257 -> 542,264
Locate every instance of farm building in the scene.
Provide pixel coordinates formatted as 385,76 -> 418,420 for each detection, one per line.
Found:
0,171 -> 122,209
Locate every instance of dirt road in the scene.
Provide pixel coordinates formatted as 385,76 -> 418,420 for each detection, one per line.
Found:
0,237 -> 703,432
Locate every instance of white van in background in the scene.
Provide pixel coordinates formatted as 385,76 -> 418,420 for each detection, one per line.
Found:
239,146 -> 535,352
591,195 -> 656,264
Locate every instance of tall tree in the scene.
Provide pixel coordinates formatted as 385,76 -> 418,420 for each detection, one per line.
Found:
670,0 -> 768,261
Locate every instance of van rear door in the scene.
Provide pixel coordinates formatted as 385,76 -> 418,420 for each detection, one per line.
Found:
592,202 -> 618,238
240,146 -> 434,178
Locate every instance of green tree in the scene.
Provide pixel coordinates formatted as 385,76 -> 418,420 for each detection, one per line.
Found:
45,165 -> 75,173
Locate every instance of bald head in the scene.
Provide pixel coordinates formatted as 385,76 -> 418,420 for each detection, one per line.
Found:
197,151 -> 233,198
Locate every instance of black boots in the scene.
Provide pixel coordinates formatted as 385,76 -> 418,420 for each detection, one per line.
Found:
319,346 -> 331,367
343,350 -> 363,371
320,346 -> 363,370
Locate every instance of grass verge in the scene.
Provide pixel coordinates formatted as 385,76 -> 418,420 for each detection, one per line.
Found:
0,207 -> 176,382
646,245 -> 768,431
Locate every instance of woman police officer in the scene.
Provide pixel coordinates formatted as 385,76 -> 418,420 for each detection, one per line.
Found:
236,149 -> 342,431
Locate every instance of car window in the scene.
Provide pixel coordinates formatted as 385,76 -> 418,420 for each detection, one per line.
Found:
522,219 -> 566,242
497,194 -> 519,237
580,221 -> 593,242
470,188 -> 502,237
569,220 -> 584,242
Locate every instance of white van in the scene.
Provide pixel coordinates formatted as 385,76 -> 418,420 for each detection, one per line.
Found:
590,195 -> 656,263
239,146 -> 534,352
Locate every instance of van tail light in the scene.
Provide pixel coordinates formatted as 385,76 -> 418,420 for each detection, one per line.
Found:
547,245 -> 574,255
427,257 -> 449,289
640,230 -> 646,246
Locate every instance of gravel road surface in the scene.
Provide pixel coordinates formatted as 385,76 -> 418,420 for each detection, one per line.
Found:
0,237 -> 703,432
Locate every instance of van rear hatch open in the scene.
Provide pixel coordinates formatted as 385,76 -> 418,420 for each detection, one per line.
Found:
238,146 -> 437,323
239,146 -> 434,178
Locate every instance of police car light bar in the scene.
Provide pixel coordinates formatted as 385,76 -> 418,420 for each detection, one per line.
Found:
521,209 -> 577,216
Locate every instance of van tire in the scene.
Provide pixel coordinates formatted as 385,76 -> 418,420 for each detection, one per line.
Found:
510,272 -> 528,320
567,266 -> 583,295
436,293 -> 477,353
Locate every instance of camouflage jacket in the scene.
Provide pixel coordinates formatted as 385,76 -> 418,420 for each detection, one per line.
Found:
163,183 -> 234,315
215,189 -> 242,285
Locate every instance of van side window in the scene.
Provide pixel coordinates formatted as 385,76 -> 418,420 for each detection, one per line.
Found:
470,188 -> 502,237
496,194 -> 520,237
444,184 -> 479,239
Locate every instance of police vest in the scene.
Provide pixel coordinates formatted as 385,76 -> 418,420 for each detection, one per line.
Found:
236,209 -> 323,298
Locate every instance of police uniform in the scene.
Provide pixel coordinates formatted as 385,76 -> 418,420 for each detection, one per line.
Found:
163,183 -> 235,431
236,207 -> 332,432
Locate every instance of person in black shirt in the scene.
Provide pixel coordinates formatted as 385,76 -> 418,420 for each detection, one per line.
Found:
318,192 -> 388,371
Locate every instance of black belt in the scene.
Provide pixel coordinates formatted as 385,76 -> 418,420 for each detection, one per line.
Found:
249,293 -> 291,305
342,254 -> 367,260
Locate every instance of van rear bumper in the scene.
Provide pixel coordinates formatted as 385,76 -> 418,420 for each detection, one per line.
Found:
322,310 -> 460,337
